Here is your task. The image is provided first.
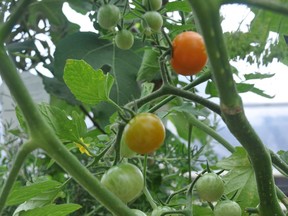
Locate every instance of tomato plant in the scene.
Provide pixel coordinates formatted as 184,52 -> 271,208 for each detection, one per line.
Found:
100,163 -> 144,203
142,0 -> 162,11
142,11 -> 163,33
170,31 -> 208,76
214,200 -> 242,216
195,172 -> 224,202
97,4 -> 121,30
123,113 -> 165,154
115,29 -> 134,50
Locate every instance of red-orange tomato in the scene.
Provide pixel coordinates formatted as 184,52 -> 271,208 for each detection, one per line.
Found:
123,113 -> 165,154
171,31 -> 208,76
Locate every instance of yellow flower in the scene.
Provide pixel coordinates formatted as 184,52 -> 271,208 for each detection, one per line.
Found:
75,138 -> 92,156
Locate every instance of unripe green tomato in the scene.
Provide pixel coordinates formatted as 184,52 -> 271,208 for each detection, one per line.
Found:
142,0 -> 162,11
97,4 -> 121,30
142,11 -> 163,33
214,200 -> 242,216
100,163 -> 144,203
195,173 -> 224,202
115,29 -> 134,50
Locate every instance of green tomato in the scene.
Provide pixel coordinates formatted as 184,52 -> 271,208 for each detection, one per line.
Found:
97,4 -> 121,30
142,11 -> 163,33
101,163 -> 144,203
151,206 -> 176,216
115,29 -> 134,50
214,200 -> 242,216
195,173 -> 224,202
142,0 -> 162,11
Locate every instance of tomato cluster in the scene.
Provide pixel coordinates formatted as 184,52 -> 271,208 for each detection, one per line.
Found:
97,1 -> 164,50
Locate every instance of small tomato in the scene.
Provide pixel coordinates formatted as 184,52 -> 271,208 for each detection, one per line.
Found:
97,4 -> 121,30
195,172 -> 224,202
214,200 -> 242,216
142,0 -> 162,11
101,163 -> 144,203
142,11 -> 163,33
171,31 -> 207,76
123,113 -> 165,154
115,29 -> 134,50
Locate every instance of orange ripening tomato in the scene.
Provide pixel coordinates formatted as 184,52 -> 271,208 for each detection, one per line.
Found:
170,31 -> 208,76
123,113 -> 165,154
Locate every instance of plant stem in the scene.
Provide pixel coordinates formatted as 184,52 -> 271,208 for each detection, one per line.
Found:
0,142 -> 36,213
143,155 -> 158,210
187,1 -> 284,215
186,114 -> 235,153
270,150 -> 288,176
0,0 -> 35,42
221,0 -> 288,16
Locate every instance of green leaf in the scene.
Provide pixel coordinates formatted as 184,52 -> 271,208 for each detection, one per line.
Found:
244,72 -> 275,80
137,48 -> 161,82
217,147 -> 259,211
18,204 -> 81,216
12,186 -> 64,216
249,87 -> 274,99
236,83 -> 254,93
38,103 -> 87,142
278,150 -> 288,165
170,103 -> 210,118
7,180 -> 62,206
165,1 -> 192,12
52,32 -> 142,105
168,105 -> 210,144
205,81 -> 218,97
64,59 -> 114,105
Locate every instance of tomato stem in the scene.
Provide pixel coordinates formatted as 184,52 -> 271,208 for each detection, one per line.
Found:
0,141 -> 36,213
188,0 -> 284,215
0,0 -> 34,43
143,154 -> 158,209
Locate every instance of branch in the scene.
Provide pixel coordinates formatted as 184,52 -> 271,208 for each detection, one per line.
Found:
0,141 -> 35,213
221,0 -> 288,16
187,1 -> 284,215
0,0 -> 35,43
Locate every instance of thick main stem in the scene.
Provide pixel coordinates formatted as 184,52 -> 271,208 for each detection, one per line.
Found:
0,45 -> 134,216
187,1 -> 284,215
